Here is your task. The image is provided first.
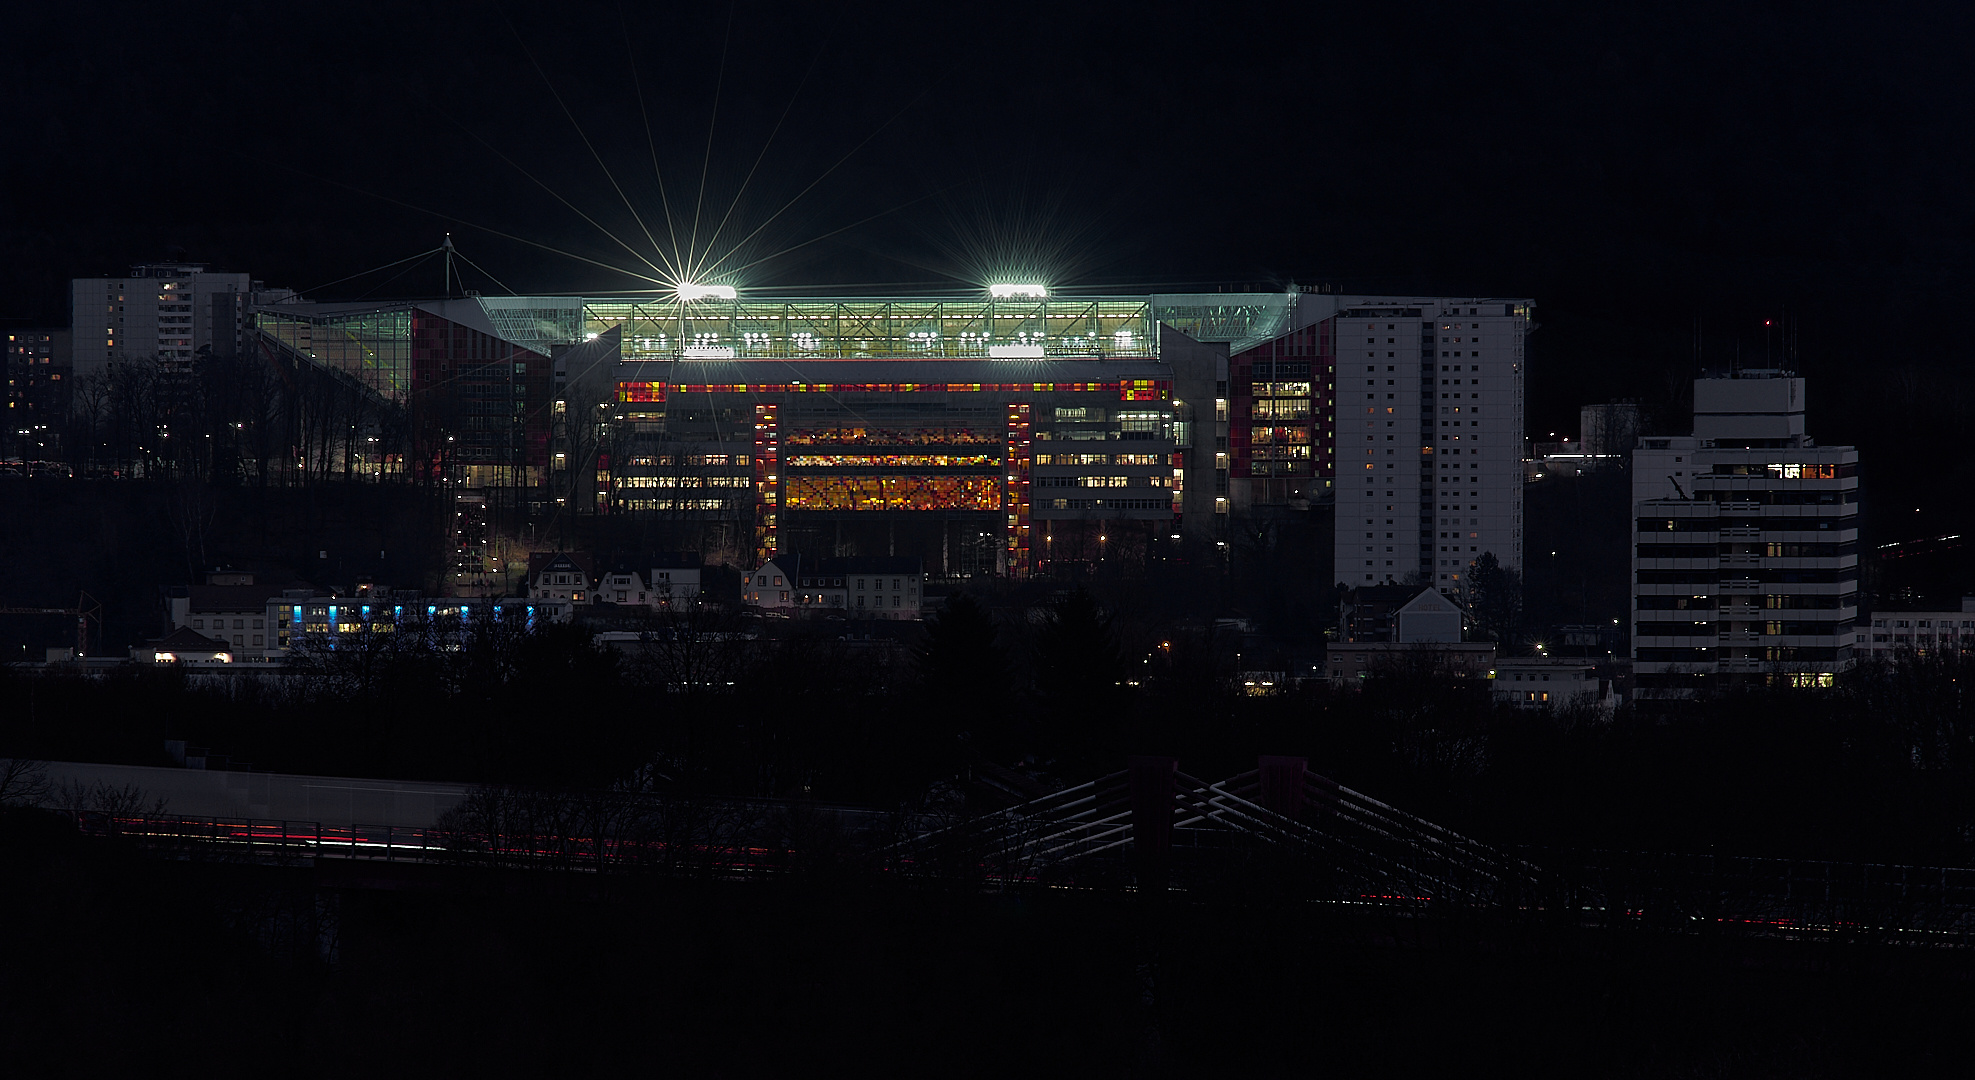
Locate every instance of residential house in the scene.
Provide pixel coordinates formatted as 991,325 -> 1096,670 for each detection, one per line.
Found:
745,554 -> 925,620
528,551 -> 596,603
1326,584 -> 1484,685
743,556 -> 800,613
1490,657 -> 1607,709
597,566 -> 654,607
137,626 -> 236,665
651,552 -> 703,609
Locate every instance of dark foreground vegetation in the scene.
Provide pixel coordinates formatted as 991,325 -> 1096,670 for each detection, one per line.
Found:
9,587 -> 1975,1074
1,804 -> 1972,1078
7,598 -> 1975,868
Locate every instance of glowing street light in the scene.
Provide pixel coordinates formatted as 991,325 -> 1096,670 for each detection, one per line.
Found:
988,283 -> 1047,298
676,283 -> 737,301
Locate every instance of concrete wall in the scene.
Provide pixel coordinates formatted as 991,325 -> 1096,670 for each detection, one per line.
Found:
1694,377 -> 1805,442
40,761 -> 470,827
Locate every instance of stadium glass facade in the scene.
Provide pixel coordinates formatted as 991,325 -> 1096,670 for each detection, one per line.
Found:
244,288 -> 1520,579
583,297 -> 1158,361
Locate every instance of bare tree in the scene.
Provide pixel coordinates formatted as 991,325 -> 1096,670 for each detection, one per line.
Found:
55,778 -> 169,816
0,758 -> 49,807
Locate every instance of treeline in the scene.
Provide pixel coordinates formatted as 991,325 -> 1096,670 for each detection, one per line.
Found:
6,592 -> 1975,865
62,350 -> 417,488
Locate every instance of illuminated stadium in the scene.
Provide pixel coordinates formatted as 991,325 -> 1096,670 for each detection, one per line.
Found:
250,285 -> 1519,576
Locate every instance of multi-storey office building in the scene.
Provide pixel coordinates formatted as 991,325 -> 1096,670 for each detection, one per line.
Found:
611,355 -> 1179,575
1630,374 -> 1860,693
70,263 -> 256,380
1330,300 -> 1533,592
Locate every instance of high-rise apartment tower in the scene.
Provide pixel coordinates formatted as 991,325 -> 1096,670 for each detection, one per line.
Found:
1331,299 -> 1531,593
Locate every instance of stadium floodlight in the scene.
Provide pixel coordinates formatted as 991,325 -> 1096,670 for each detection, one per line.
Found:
676,283 -> 738,301
987,344 -> 1047,359
988,283 -> 1048,298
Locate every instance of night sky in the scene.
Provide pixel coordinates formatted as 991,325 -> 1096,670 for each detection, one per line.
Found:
4,1 -> 1969,538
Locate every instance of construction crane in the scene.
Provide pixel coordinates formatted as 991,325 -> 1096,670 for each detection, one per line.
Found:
0,591 -> 102,658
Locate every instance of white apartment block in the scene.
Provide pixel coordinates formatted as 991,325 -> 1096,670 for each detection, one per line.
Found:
1856,600 -> 1975,661
1333,299 -> 1530,593
71,263 -> 254,380
1631,374 -> 1860,693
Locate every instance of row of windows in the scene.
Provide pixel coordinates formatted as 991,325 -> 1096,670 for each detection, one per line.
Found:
1044,498 -> 1171,511
784,454 -> 995,468
1636,542 -> 1856,559
1702,490 -> 1858,506
782,426 -> 999,446
1637,594 -> 1856,611
1033,476 -> 1167,488
1250,400 -> 1311,419
1250,426 -> 1312,445
1636,621 -> 1855,638
615,498 -> 732,511
1710,463 -> 1853,479
1639,516 -> 1858,532
1638,569 -> 1860,584
1637,647 -> 1844,662
615,476 -> 752,488
1030,453 -> 1164,466
625,454 -> 750,466
781,475 -> 1002,511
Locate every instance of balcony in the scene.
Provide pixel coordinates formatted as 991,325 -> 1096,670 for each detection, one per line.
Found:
1720,658 -> 1764,672
1721,553 -> 1762,567
1719,604 -> 1761,619
1719,578 -> 1761,592
1720,501 -> 1761,512
1718,631 -> 1760,644
1720,526 -> 1760,539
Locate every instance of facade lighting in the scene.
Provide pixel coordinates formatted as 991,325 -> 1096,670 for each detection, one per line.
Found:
988,284 -> 1047,298
987,345 -> 1046,359
676,283 -> 737,301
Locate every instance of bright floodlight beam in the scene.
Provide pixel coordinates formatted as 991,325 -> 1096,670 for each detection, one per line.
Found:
676,283 -> 738,301
988,283 -> 1047,298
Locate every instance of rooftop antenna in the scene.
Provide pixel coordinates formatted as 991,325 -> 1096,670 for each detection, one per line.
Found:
443,233 -> 457,297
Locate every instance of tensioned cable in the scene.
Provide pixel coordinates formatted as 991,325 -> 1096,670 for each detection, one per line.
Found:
719,184 -> 943,280
297,245 -> 446,296
686,0 -> 739,280
619,2 -> 685,280
688,13 -> 839,284
497,1 -> 679,283
691,90 -> 929,282
353,250 -> 445,300
451,249 -> 517,296
250,155 -> 668,287
414,82 -> 674,283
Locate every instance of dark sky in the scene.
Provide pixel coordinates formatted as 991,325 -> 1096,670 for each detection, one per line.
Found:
4,0 -> 1970,534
